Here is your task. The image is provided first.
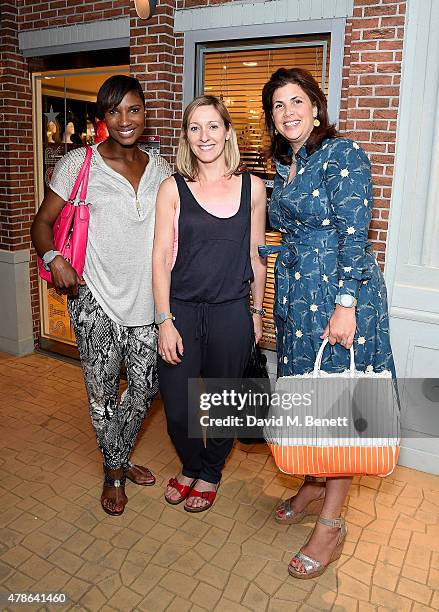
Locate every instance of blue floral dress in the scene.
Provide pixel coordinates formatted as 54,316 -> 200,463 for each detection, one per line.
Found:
259,137 -> 395,377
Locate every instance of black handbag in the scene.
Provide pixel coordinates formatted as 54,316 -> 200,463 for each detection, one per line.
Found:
238,343 -> 271,444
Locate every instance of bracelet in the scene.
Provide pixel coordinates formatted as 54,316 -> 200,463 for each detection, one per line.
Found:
155,312 -> 175,325
250,306 -> 266,316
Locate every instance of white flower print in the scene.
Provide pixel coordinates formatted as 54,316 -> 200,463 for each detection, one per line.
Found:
340,168 -> 350,178
294,272 -> 301,280
322,218 -> 330,226
323,161 -> 328,170
312,189 -> 320,197
322,274 -> 329,282
353,142 -> 360,150
339,280 -> 344,288
347,226 -> 356,235
310,304 -> 318,312
283,296 -> 287,304
343,266 -> 353,273
295,329 -> 303,338
283,356 -> 288,364
298,168 -> 305,175
363,280 -> 369,285
366,364 -> 374,372
358,336 -> 366,345
363,198 -> 368,206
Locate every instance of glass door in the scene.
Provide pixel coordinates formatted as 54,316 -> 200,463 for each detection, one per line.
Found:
33,67 -> 129,356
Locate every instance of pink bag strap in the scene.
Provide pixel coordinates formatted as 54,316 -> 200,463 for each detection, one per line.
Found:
68,146 -> 93,203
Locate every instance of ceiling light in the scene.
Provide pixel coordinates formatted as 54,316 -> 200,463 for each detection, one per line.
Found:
134,0 -> 156,19
243,62 -> 258,67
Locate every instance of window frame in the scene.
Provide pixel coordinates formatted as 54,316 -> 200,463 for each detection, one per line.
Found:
182,18 -> 346,125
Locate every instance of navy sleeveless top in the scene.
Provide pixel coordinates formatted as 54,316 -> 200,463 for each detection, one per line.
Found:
170,172 -> 253,303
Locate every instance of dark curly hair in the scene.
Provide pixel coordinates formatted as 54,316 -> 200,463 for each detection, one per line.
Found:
262,67 -> 338,165
96,75 -> 145,119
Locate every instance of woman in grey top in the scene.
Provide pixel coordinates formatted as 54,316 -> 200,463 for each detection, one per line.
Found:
31,75 -> 171,516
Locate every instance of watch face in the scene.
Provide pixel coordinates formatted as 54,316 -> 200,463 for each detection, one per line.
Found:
341,294 -> 354,307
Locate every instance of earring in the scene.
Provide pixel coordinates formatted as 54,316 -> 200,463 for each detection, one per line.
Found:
313,118 -> 321,127
274,129 -> 278,135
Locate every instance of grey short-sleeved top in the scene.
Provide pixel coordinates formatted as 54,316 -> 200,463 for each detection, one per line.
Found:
50,145 -> 171,326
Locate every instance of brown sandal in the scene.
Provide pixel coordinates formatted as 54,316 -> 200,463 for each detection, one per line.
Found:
125,461 -> 156,486
101,467 -> 127,516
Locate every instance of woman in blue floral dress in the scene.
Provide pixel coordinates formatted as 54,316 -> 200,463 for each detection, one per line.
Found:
260,68 -> 395,579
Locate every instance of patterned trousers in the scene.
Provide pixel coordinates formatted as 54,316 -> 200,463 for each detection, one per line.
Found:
67,285 -> 158,469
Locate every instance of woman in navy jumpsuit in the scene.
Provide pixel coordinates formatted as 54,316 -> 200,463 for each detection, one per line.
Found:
152,95 -> 267,512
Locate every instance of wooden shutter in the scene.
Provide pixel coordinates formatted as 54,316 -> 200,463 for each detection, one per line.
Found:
201,36 -> 330,348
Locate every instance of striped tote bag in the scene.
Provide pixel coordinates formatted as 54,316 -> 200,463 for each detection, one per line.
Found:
264,339 -> 400,477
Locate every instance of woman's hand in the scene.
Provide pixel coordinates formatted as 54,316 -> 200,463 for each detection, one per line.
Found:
252,313 -> 263,344
50,256 -> 85,296
158,320 -> 184,365
321,304 -> 356,349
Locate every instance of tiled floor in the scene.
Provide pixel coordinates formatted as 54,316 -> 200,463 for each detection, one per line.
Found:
1,351 -> 439,612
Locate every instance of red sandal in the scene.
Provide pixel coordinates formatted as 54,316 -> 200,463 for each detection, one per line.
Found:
164,477 -> 196,505
184,485 -> 218,513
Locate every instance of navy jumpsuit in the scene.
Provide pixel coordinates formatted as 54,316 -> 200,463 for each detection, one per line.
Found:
158,172 -> 254,484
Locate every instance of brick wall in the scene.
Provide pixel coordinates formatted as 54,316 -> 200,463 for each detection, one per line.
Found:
0,1 -> 38,335
17,0 -> 130,31
339,0 -> 406,265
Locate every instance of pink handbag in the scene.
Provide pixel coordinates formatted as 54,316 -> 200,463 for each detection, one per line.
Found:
38,146 -> 92,283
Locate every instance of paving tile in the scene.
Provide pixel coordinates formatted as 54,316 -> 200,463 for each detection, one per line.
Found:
166,596 -> 192,612
371,585 -> 414,611
306,583 -> 337,610
215,598 -> 252,612
233,556 -> 267,581
354,540 -> 380,564
372,560 -> 400,591
378,545 -> 405,567
0,545 -> 33,568
401,562 -> 429,584
79,585 -> 107,610
130,563 -> 167,596
342,557 -> 374,585
159,569 -> 199,599
337,572 -> 371,602
242,583 -> 269,610
196,563 -> 230,590
397,577 -> 432,605
190,582 -> 222,610
332,593 -> 359,612
222,573 -> 249,603
47,547 -> 84,575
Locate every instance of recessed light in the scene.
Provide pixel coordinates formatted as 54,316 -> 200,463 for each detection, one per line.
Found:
243,62 -> 258,67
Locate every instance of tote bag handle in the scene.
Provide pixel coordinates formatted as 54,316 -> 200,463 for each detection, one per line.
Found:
313,337 -> 356,377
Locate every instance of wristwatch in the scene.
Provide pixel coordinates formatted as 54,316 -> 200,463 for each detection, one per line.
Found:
335,294 -> 358,308
155,312 -> 175,325
250,306 -> 266,316
42,249 -> 63,271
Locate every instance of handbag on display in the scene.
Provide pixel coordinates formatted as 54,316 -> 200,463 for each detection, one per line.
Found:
264,338 -> 400,476
38,146 -> 92,283
237,342 -> 271,445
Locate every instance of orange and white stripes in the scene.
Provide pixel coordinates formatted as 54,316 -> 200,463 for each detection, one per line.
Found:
269,444 -> 400,477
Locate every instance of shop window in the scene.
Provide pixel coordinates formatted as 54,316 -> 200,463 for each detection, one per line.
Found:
33,67 -> 129,356
196,35 -> 330,348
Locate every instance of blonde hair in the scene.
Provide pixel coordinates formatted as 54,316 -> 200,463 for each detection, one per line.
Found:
176,95 -> 240,181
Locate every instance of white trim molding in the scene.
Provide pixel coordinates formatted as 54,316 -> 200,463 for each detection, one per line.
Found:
175,0 -> 354,32
18,17 -> 129,57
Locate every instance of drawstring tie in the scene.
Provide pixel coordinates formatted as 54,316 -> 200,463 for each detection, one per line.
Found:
195,302 -> 209,344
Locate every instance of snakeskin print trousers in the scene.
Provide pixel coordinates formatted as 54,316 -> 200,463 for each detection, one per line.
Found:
67,285 -> 158,469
